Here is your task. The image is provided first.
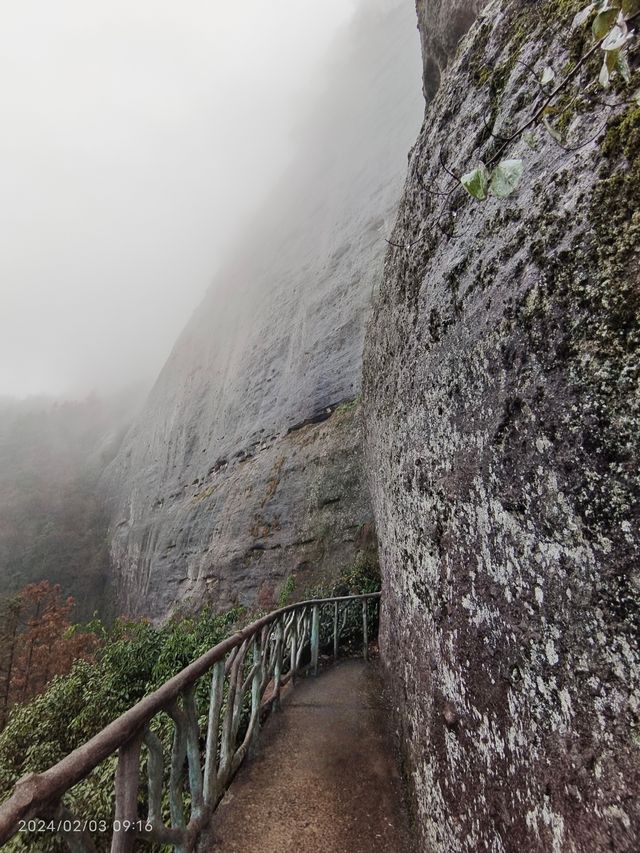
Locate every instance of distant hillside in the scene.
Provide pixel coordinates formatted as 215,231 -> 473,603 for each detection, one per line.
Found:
0,391 -> 141,619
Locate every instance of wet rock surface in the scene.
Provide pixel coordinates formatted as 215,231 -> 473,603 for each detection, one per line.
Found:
103,1 -> 423,618
415,0 -> 485,98
111,404 -> 375,617
365,1 -> 639,850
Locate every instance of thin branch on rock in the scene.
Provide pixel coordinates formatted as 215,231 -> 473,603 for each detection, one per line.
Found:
439,150 -> 462,184
544,121 -> 608,152
417,170 -> 457,198
515,59 -> 547,94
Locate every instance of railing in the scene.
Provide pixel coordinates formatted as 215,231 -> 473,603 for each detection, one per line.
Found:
0,592 -> 380,852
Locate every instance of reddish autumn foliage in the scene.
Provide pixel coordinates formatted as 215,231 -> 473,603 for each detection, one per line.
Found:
0,581 -> 99,727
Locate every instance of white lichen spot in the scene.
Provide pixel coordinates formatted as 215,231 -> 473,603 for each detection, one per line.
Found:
526,796 -> 566,853
600,537 -> 612,554
536,435 -> 552,453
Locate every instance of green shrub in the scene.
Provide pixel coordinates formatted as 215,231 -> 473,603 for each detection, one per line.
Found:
0,608 -> 242,852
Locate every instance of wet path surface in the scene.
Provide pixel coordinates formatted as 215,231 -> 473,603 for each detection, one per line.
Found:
203,659 -> 415,853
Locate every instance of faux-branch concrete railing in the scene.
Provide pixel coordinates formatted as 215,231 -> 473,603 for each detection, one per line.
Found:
0,592 -> 381,852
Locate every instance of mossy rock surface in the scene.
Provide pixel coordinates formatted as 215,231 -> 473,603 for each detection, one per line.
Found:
364,1 -> 640,851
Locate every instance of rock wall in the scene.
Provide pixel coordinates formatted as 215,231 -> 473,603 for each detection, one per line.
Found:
364,1 -> 639,850
415,0 -> 485,98
104,0 -> 423,618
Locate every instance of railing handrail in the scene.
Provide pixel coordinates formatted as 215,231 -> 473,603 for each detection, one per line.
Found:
0,592 -> 381,843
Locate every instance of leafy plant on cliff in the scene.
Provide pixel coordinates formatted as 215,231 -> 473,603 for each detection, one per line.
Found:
459,0 -> 639,202
332,548 -> 381,596
278,574 -> 296,607
575,0 -> 637,86
388,0 -> 640,246
461,158 -> 525,201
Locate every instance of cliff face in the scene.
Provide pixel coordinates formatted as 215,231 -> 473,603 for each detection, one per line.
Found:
415,0 -> 484,98
364,1 -> 640,850
0,395 -> 137,620
104,0 -> 423,618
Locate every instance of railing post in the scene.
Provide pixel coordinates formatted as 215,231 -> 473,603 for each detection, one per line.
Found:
183,686 -> 204,820
249,634 -> 262,755
111,729 -> 143,853
218,641 -> 248,787
143,728 -> 164,829
167,700 -> 188,841
203,660 -> 225,807
333,600 -> 339,660
295,608 -> 308,674
290,619 -> 297,685
273,620 -> 283,710
362,599 -> 368,662
311,604 -> 320,676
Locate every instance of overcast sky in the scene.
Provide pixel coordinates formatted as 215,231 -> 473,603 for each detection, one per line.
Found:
0,0 -> 358,399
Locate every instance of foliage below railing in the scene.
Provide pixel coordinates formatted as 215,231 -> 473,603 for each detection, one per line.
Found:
0,593 -> 380,853
0,608 -> 244,852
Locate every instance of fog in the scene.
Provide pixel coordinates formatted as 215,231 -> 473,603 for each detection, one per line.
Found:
0,0 -> 359,399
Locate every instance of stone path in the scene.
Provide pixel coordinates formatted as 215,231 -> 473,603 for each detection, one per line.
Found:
202,659 -> 415,853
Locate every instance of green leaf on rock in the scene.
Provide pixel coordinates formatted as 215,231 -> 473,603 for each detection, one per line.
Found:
541,67 -> 555,86
489,159 -> 524,198
606,47 -> 620,71
461,164 -> 490,201
593,8 -> 619,38
602,24 -> 632,51
617,52 -> 631,82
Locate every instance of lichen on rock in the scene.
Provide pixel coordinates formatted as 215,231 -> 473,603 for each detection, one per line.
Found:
364,0 -> 640,849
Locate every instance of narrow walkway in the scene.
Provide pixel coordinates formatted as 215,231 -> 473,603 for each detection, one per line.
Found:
204,659 -> 414,853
